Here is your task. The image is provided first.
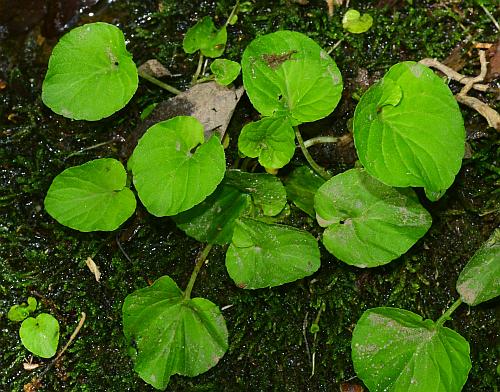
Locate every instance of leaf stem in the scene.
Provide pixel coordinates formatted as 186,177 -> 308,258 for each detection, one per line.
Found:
138,69 -> 181,95
294,126 -> 331,180
303,136 -> 339,149
192,53 -> 205,84
183,243 -> 213,300
225,0 -> 240,28
436,298 -> 463,327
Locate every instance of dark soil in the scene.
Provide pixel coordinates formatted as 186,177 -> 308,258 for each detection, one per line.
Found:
1,1 -> 499,391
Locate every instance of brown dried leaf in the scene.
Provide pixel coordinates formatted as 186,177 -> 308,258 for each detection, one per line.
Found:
85,257 -> 101,282
486,39 -> 500,82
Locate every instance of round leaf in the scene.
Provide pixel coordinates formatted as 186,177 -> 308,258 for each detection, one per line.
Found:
241,30 -> 343,124
42,22 -> 138,121
342,9 -> 373,34
238,116 -> 295,169
129,116 -> 226,216
8,297 -> 37,322
183,16 -> 227,58
352,307 -> 471,392
45,158 -> 137,232
314,168 -> 432,267
20,313 -> 60,358
353,62 -> 465,198
226,218 -> 320,289
210,59 -> 241,86
122,276 -> 228,390
456,228 -> 500,306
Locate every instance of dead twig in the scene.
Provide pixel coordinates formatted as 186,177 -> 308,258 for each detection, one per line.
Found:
420,51 -> 500,131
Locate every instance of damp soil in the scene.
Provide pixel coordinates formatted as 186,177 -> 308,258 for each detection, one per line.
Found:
1,1 -> 499,391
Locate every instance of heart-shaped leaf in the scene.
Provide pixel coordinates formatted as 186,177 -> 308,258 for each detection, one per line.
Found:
241,30 -> 343,124
284,166 -> 325,217
342,9 -> 373,34
45,158 -> 137,232
183,16 -> 227,58
238,116 -> 296,169
352,307 -> 471,392
122,276 -> 228,390
456,228 -> 500,306
42,22 -> 138,121
20,313 -> 60,358
210,59 -> 241,86
314,168 -> 432,267
353,61 -> 465,199
225,218 -> 320,289
129,116 -> 226,216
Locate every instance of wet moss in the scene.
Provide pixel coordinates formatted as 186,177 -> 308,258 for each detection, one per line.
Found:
1,0 -> 499,391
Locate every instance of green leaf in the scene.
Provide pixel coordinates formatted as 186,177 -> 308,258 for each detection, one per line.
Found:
284,166 -> 325,217
352,307 -> 471,392
342,9 -> 374,34
8,297 -> 37,322
183,16 -> 227,58
353,61 -> 465,198
225,218 -> 320,289
314,168 -> 431,267
42,22 -> 138,121
45,158 -> 136,232
129,116 -> 226,216
224,169 -> 287,216
238,116 -> 295,169
173,183 -> 251,245
20,313 -> 60,358
241,30 -> 343,124
122,276 -> 228,390
210,59 -> 241,86
456,228 -> 500,306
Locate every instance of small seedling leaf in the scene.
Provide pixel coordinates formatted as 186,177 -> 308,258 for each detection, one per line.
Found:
8,297 -> 37,322
314,168 -> 431,267
238,116 -> 295,169
456,228 -> 500,306
225,218 -> 320,289
173,169 -> 287,243
284,166 -> 325,217
354,62 -> 465,199
183,16 -> 227,58
224,169 -> 287,216
210,59 -> 241,85
342,9 -> 373,34
241,31 -> 343,124
129,116 -> 226,216
352,307 -> 471,392
45,158 -> 136,232
42,22 -> 138,121
122,276 -> 228,390
20,313 -> 59,358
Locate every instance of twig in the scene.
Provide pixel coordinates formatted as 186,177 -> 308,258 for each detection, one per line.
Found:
116,234 -> 133,263
138,69 -> 181,95
479,3 -> 500,32
302,311 -> 311,363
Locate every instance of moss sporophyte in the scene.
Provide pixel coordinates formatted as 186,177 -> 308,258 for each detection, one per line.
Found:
36,12 -> 498,392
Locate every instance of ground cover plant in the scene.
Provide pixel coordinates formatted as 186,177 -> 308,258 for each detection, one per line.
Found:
1,1 -> 499,391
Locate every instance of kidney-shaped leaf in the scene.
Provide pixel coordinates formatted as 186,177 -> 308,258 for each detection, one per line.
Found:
314,168 -> 431,267
354,62 -> 465,199
342,9 -> 373,34
456,228 -> 500,306
238,116 -> 296,169
183,16 -> 227,58
352,307 -> 471,392
45,158 -> 136,232
225,218 -> 320,289
20,313 -> 60,358
242,30 -> 342,124
42,22 -> 138,121
122,276 -> 228,390
129,116 -> 226,216
211,59 -> 241,86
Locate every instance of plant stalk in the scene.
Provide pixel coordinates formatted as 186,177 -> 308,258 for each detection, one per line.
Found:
183,243 -> 213,300
138,69 -> 181,95
303,136 -> 339,149
294,126 -> 331,180
225,0 -> 240,28
192,53 -> 205,84
436,298 -> 463,327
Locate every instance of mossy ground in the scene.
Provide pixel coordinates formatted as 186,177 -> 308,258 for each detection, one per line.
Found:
1,1 -> 499,391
